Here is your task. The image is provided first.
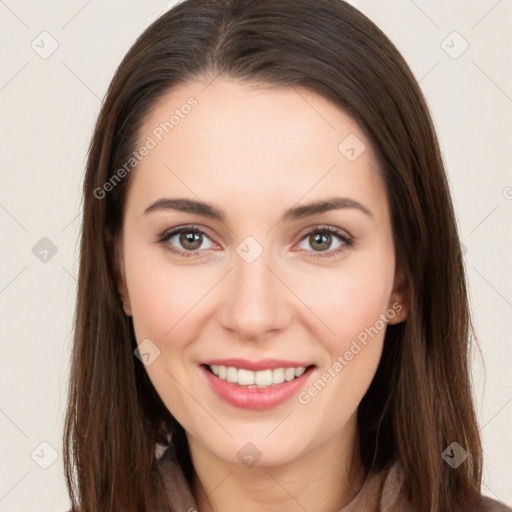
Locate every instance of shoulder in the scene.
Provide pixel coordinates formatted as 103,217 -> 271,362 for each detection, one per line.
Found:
155,444 -> 198,510
378,462 -> 511,512
477,496 -> 511,511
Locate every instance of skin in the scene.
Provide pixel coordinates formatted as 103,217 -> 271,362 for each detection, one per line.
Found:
115,77 -> 408,512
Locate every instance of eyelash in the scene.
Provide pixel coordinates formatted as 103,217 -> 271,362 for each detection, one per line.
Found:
156,224 -> 354,260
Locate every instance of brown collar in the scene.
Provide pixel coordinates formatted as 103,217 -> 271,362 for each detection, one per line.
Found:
155,446 -> 510,511
156,447 -> 407,511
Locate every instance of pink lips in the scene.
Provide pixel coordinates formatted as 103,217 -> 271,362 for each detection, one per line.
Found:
199,359 -> 315,411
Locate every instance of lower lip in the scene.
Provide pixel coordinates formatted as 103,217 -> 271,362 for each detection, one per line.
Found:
200,365 -> 315,410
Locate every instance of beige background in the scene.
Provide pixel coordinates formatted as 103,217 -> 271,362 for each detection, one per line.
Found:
0,1 -> 510,510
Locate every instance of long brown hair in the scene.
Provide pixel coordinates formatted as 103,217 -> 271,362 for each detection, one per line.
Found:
63,0 -> 483,510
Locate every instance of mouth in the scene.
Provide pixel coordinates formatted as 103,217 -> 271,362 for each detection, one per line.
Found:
199,360 -> 316,410
203,363 -> 315,388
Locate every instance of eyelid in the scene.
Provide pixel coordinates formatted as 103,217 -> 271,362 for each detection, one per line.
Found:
296,223 -> 354,243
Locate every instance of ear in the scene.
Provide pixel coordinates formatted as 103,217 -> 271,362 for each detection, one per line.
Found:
387,264 -> 408,325
105,228 -> 132,317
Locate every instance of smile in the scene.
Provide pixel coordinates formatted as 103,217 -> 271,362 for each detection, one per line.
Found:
200,360 -> 316,410
207,364 -> 307,388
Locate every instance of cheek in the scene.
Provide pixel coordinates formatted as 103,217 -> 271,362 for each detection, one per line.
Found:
292,253 -> 396,407
125,233 -> 396,353
296,258 -> 396,347
123,246 -> 212,416
124,241 -> 215,342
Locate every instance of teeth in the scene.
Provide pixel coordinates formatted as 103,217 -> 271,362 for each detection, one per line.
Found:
238,369 -> 254,386
226,366 -> 238,383
272,368 -> 285,384
208,365 -> 308,388
295,367 -> 306,377
284,368 -> 296,381
255,369 -> 272,386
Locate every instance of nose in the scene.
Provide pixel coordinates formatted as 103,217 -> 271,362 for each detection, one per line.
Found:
218,247 -> 292,341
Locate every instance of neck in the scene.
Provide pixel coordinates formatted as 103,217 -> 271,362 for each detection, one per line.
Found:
189,418 -> 365,512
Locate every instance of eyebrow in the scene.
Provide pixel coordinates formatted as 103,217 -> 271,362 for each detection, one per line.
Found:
143,196 -> 373,222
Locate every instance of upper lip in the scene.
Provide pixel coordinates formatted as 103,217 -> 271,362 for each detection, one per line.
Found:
201,358 -> 314,371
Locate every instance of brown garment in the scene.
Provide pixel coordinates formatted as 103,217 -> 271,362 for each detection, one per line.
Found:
156,445 -> 511,512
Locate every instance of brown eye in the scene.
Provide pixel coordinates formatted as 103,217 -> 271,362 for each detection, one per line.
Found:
158,225 -> 215,256
179,231 -> 203,251
296,226 -> 353,259
308,232 -> 334,252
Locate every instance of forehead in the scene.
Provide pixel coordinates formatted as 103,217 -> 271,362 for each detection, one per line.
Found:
129,77 -> 385,218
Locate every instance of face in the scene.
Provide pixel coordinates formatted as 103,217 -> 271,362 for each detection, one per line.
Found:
115,77 -> 407,468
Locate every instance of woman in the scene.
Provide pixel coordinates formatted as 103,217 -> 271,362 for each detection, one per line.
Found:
63,0 -> 510,510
